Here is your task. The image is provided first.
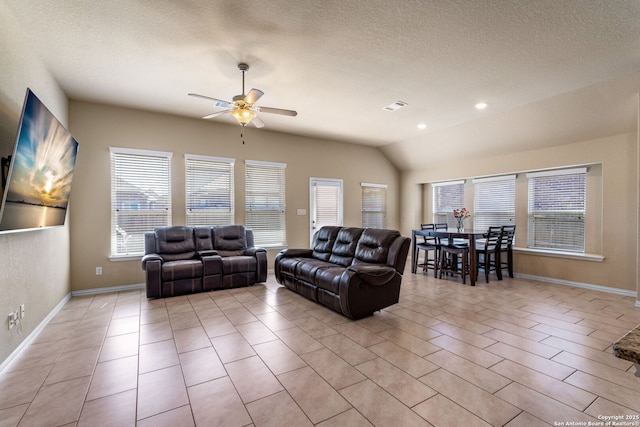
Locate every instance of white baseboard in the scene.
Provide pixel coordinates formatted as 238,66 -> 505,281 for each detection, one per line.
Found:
1,283 -> 145,373
516,273 -> 638,298
71,283 -> 145,297
0,293 -> 72,374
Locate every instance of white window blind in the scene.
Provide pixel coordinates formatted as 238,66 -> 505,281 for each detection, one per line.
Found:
311,179 -> 343,232
245,160 -> 286,247
473,175 -> 515,232
432,180 -> 464,227
110,147 -> 172,256
361,183 -> 387,228
185,154 -> 234,226
527,168 -> 586,252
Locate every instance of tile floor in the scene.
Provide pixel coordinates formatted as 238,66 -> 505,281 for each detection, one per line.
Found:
1,270 -> 640,426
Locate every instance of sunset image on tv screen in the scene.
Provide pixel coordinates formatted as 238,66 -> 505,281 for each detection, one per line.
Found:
0,89 -> 79,231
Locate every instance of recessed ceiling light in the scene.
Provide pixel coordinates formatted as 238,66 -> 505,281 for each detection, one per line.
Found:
417,123 -> 427,130
475,102 -> 488,110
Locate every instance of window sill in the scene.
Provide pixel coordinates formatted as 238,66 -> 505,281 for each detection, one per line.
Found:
261,245 -> 287,251
109,254 -> 143,262
513,247 -> 604,262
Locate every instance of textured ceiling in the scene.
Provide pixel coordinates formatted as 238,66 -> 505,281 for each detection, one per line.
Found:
3,0 -> 640,170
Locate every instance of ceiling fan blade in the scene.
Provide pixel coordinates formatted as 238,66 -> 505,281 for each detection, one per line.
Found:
244,88 -> 264,105
257,106 -> 298,117
202,110 -> 229,120
251,114 -> 265,128
188,93 -> 233,109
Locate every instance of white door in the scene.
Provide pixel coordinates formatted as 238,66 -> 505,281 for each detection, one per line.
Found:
310,178 -> 343,244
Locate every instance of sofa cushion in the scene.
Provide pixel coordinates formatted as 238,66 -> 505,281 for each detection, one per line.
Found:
213,225 -> 247,256
315,266 -> 345,294
194,226 -> 214,251
312,226 -> 340,261
277,256 -> 302,276
353,228 -> 401,266
297,259 -> 336,283
162,259 -> 203,281
329,227 -> 364,266
155,226 -> 197,261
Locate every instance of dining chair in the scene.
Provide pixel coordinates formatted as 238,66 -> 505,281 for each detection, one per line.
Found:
415,223 -> 440,276
434,223 -> 449,243
476,226 -> 502,283
438,222 -> 469,284
498,225 -> 516,278
439,242 -> 470,284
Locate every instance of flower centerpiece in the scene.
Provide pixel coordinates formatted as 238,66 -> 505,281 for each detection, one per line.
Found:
453,208 -> 471,232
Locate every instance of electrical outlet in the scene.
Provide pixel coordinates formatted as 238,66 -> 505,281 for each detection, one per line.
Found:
8,312 -> 17,330
96,266 -> 103,276
20,304 -> 25,319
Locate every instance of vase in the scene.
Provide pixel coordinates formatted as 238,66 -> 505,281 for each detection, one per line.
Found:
456,217 -> 464,232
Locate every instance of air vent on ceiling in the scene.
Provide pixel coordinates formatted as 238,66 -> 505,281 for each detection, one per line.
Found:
382,101 -> 408,112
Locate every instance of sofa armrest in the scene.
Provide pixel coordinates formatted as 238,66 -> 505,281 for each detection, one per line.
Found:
142,257 -> 162,298
339,265 -> 402,319
278,248 -> 313,258
244,247 -> 266,257
201,254 -> 222,276
141,253 -> 163,270
198,250 -> 218,258
346,264 -> 396,286
254,249 -> 268,282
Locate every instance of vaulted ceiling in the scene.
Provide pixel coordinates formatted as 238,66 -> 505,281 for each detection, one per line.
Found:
4,0 -> 640,170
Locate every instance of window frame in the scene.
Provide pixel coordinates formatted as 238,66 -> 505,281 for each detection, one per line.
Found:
526,167 -> 587,253
361,182 -> 387,229
245,159 -> 287,248
185,154 -> 235,226
472,175 -> 516,232
109,147 -> 172,258
432,180 -> 465,228
310,178 -> 343,244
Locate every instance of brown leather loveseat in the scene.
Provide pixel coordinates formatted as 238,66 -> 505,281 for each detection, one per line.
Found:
142,225 -> 267,298
274,226 -> 410,319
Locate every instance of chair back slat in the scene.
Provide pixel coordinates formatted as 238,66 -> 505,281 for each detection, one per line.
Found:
500,225 -> 516,248
484,227 -> 502,250
420,223 -> 438,245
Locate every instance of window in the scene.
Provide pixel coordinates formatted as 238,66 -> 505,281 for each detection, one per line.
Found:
361,183 -> 387,228
311,178 -> 343,243
473,175 -> 515,231
432,180 -> 464,227
527,168 -> 586,252
185,154 -> 234,226
110,147 -> 172,256
245,160 -> 286,247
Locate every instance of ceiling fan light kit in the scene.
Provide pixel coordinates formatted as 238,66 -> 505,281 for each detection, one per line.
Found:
230,107 -> 256,126
189,62 -> 297,130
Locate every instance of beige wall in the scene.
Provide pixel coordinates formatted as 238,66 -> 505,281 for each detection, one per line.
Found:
0,4 -> 72,365
68,101 -> 400,291
400,132 -> 638,293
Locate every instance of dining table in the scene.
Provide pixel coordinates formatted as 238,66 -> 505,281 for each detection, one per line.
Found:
411,228 -> 487,286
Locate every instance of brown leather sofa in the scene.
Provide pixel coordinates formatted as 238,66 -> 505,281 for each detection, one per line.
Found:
274,226 -> 410,319
142,225 -> 267,298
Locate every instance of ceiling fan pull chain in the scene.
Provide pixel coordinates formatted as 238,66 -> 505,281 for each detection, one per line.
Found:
241,126 -> 245,144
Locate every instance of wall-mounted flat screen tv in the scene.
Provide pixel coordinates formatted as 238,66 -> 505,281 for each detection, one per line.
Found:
0,88 -> 79,232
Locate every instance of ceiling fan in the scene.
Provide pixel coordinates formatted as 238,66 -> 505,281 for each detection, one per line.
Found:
189,63 -> 297,128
